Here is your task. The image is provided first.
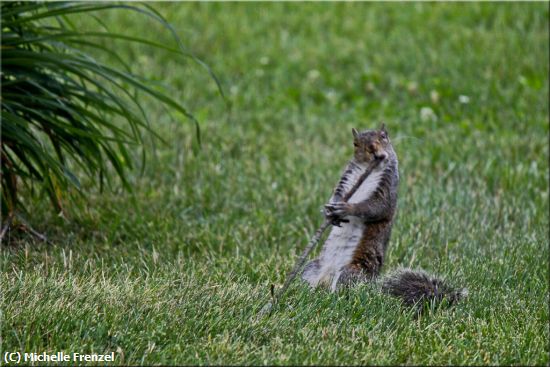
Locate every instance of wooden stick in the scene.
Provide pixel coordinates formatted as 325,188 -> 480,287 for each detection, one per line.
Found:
0,213 -> 14,243
258,157 -> 382,317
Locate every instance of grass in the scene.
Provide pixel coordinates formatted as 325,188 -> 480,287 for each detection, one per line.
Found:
1,2 -> 549,365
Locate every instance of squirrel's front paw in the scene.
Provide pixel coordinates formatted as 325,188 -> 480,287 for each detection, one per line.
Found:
324,202 -> 354,225
325,202 -> 353,216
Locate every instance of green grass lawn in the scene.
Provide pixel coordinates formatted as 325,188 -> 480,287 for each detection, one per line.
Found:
2,2 -> 549,365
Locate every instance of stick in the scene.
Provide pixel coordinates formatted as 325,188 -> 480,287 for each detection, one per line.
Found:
258,157 -> 382,317
15,213 -> 51,244
0,213 -> 14,243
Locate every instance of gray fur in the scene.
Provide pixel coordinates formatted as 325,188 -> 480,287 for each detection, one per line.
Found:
381,268 -> 468,310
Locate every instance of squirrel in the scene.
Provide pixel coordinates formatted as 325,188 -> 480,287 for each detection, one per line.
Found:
301,124 -> 467,310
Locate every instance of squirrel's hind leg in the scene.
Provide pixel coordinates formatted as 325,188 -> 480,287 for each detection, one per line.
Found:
335,264 -> 371,290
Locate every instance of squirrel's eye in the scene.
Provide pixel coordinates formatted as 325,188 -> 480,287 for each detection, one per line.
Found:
353,142 -> 358,147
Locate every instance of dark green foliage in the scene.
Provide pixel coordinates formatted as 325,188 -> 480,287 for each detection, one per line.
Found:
0,1 -> 214,216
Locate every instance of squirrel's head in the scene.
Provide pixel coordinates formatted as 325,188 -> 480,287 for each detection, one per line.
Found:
352,124 -> 392,164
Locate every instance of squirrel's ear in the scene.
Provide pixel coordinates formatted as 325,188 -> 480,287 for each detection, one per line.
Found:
352,128 -> 359,139
380,123 -> 388,136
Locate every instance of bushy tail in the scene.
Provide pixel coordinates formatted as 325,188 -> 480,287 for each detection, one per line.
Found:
380,268 -> 468,310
